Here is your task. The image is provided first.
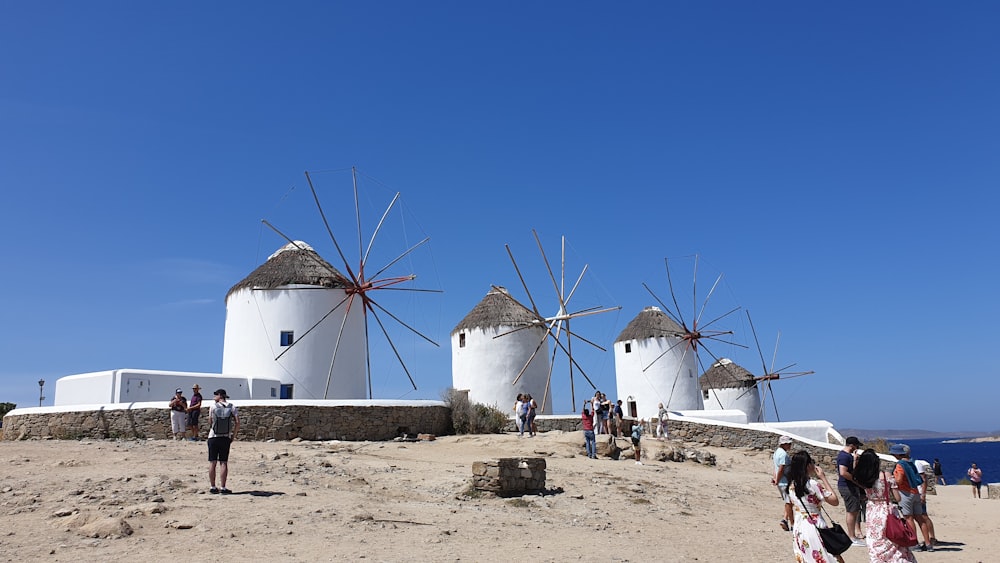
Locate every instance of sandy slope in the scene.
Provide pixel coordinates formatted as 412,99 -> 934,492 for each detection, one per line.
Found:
0,432 -> 992,562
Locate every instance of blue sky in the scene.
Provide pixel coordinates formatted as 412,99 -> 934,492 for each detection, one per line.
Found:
2,3 -> 997,432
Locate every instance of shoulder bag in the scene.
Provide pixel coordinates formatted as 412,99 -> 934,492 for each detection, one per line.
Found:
799,486 -> 852,556
882,473 -> 918,548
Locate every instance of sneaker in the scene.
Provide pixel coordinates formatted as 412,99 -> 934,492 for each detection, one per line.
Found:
209,487 -> 220,494
635,461 -> 642,465
851,538 -> 867,547
779,519 -> 790,531
220,488 -> 232,495
917,543 -> 927,551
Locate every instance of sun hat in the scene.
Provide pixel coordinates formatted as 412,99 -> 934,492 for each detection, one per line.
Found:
175,388 -> 183,393
889,443 -> 910,456
214,388 -> 228,399
779,435 -> 793,445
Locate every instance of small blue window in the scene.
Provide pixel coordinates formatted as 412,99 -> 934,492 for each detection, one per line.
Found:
270,387 -> 277,398
280,331 -> 294,346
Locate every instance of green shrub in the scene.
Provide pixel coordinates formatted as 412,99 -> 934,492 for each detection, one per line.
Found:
442,388 -> 509,435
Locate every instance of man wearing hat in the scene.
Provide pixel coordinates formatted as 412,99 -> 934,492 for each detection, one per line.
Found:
836,436 -> 866,546
168,388 -> 188,440
186,384 -> 203,441
207,388 -> 240,494
771,435 -> 794,531
891,443 -> 934,551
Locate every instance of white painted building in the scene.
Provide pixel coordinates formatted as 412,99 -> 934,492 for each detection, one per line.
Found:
700,358 -> 766,423
614,306 -> 703,420
221,241 -> 368,400
451,287 -> 554,413
54,369 -> 281,406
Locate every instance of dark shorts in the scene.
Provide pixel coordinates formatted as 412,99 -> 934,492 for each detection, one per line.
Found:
972,481 -> 982,490
207,437 -> 232,462
838,483 -> 862,513
631,437 -> 640,447
187,410 -> 200,427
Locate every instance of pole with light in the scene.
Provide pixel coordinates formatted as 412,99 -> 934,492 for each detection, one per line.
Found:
38,379 -> 45,407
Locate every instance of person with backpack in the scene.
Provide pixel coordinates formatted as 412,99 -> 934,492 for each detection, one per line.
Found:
891,443 -> 934,551
207,388 -> 240,494
630,419 -> 644,465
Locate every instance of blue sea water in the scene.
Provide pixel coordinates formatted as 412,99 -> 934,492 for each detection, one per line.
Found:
897,437 -> 1000,486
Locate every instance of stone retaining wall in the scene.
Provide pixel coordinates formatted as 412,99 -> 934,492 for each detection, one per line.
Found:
2,404 -> 451,442
512,416 -> 903,473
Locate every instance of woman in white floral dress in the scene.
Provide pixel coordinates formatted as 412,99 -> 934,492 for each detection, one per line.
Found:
854,449 -> 918,563
789,450 -> 844,563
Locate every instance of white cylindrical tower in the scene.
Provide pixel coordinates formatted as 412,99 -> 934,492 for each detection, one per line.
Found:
614,306 -> 703,420
451,287 -> 554,413
700,358 -> 764,422
222,242 -> 367,400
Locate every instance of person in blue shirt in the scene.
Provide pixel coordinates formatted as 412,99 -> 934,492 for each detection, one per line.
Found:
772,435 -> 794,531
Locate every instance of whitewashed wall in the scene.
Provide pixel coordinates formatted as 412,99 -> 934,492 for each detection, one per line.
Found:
614,338 -> 703,420
702,386 -> 764,422
54,369 -> 281,406
222,285 -> 367,400
451,324 -> 554,413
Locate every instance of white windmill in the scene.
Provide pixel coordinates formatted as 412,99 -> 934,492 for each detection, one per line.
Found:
492,230 -> 621,413
615,255 -> 745,419
222,167 -> 440,400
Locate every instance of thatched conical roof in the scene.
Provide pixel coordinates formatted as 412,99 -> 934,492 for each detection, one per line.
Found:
226,241 -> 352,299
451,286 -> 542,334
700,358 -> 756,390
614,306 -> 683,343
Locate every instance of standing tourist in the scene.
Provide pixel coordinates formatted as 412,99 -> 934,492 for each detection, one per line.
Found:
168,388 -> 187,440
630,419 -> 644,465
967,462 -> 982,498
592,391 -> 604,435
599,393 -> 612,435
525,394 -> 538,437
788,450 -> 843,563
581,401 -> 596,459
207,388 -> 240,494
186,384 -> 203,441
890,444 -> 933,552
837,436 -> 867,546
513,394 -> 525,437
656,402 -> 669,441
853,448 -> 917,562
932,458 -> 945,485
613,399 -> 624,438
772,435 -> 794,532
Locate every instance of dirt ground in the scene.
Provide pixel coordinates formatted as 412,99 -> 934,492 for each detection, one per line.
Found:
0,432 -> 993,562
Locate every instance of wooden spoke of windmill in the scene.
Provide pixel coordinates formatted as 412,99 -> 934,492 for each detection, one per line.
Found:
637,255 -> 746,408
737,310 -> 815,422
504,229 -> 620,412
261,167 -> 441,398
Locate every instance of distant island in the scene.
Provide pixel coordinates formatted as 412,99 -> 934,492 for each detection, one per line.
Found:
839,428 -> 1000,441
942,436 -> 1000,444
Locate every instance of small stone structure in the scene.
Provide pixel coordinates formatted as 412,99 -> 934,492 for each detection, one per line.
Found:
472,457 -> 546,495
987,483 -> 1000,500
